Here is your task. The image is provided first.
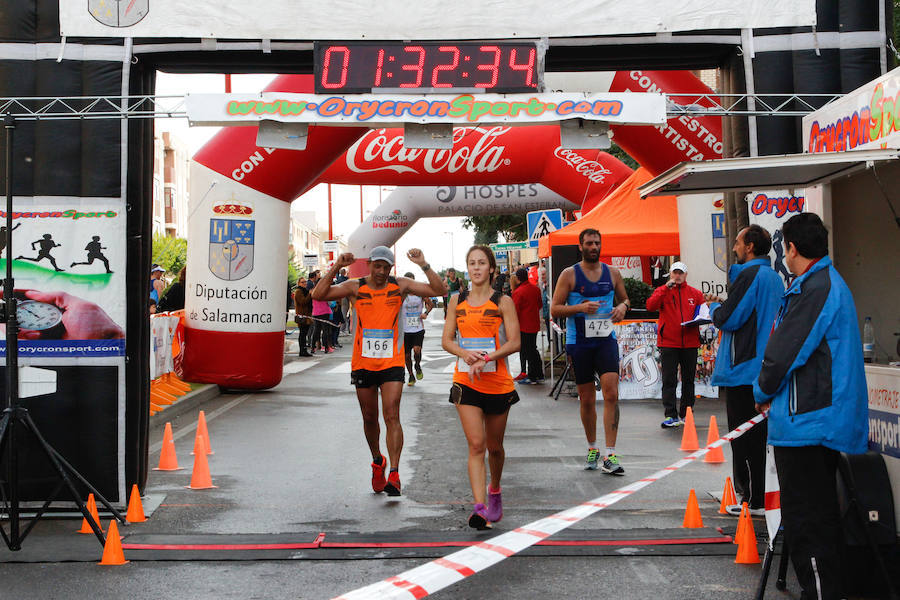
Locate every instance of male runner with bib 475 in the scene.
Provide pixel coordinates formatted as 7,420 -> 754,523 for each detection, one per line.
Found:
312,247 -> 447,496
551,228 -> 630,475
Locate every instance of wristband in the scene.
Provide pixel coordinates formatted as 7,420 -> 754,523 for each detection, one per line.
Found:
421,263 -> 431,272
481,352 -> 492,363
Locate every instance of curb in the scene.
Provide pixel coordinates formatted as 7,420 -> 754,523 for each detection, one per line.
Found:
149,384 -> 221,428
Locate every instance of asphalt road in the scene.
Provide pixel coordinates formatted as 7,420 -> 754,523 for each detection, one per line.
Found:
0,317 -> 803,599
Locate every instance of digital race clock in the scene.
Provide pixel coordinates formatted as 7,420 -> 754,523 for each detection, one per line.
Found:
314,42 -> 542,94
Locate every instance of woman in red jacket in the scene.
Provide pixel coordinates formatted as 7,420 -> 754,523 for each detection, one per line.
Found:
645,262 -> 705,428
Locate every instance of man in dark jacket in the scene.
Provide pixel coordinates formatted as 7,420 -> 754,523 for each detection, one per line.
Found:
646,261 -> 705,427
705,224 -> 783,515
754,213 -> 868,599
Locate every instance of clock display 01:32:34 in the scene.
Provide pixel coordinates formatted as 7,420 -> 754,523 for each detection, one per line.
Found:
314,42 -> 540,94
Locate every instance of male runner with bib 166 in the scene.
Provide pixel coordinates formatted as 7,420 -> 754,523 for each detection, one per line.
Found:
551,228 -> 630,475
312,247 -> 447,497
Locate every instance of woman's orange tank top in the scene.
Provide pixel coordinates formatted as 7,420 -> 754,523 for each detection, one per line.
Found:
452,289 -> 514,394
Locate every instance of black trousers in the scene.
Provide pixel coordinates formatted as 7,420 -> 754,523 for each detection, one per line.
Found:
723,385 -> 767,508
659,347 -> 698,419
774,445 -> 843,600
519,332 -> 544,380
297,322 -> 310,353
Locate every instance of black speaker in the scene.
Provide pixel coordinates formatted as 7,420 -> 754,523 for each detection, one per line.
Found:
550,244 -> 581,288
837,451 -> 900,597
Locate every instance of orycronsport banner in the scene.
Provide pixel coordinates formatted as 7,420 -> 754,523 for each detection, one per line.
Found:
185,92 -> 667,127
746,190 -> 805,289
802,66 -> 900,153
61,1 -> 815,40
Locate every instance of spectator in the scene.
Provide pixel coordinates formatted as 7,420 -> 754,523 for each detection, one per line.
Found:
158,266 -> 186,312
754,212 -> 868,599
705,224 -> 783,515
443,268 -> 464,318
646,261 -> 705,428
311,291 -> 333,354
150,264 -> 165,304
511,267 -> 544,384
330,299 -> 344,348
293,277 -> 313,357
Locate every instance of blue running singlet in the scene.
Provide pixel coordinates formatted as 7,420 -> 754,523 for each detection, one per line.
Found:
565,263 -> 616,347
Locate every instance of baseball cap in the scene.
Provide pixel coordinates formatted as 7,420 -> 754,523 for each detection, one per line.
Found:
151,264 -> 166,273
368,246 -> 395,266
668,261 -> 688,274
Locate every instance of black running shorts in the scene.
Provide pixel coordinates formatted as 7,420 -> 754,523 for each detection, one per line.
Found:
403,330 -> 425,348
566,337 -> 620,385
448,383 -> 519,415
351,366 -> 406,389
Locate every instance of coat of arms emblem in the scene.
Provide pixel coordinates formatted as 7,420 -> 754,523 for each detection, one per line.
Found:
89,0 -> 149,28
209,218 -> 255,282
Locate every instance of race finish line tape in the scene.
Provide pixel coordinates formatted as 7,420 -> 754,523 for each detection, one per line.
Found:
332,412 -> 768,600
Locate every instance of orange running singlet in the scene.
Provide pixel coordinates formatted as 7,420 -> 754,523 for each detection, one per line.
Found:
452,290 -> 514,395
352,276 -> 404,371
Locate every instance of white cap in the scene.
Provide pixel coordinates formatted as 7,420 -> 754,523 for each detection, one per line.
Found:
151,265 -> 165,273
368,246 -> 395,266
668,261 -> 688,274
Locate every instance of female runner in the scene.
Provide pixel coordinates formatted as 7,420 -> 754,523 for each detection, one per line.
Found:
441,246 -> 520,529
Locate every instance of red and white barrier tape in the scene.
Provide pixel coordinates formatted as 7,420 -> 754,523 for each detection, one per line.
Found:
333,412 -> 768,600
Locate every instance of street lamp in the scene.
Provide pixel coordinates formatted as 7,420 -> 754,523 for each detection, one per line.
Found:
443,231 -> 455,270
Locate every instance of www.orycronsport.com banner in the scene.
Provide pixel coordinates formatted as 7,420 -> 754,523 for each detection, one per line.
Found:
0,197 -> 126,501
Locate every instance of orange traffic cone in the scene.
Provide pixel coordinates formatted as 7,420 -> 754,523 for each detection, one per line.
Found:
682,489 -> 704,528
680,406 -> 699,451
125,484 -> 146,523
704,415 -> 725,463
153,422 -> 183,471
190,429 -> 207,456
719,477 -> 738,514
185,435 -> 217,490
78,493 -> 103,534
98,520 -> 128,565
194,411 -> 213,455
734,502 -> 749,544
735,505 -> 761,564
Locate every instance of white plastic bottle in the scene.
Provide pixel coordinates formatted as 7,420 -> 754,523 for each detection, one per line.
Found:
863,316 -> 875,363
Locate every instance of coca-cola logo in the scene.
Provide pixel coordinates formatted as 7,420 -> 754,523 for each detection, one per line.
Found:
345,127 -> 512,175
553,147 -> 612,184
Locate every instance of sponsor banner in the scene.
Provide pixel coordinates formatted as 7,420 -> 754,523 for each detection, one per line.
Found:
185,92 -> 666,127
867,366 -> 900,459
347,185 -> 577,254
0,197 -> 126,357
746,190 -> 805,289
61,1 -> 813,40
185,164 -> 290,333
597,320 -> 719,400
676,194 -> 728,298
803,66 -> 900,153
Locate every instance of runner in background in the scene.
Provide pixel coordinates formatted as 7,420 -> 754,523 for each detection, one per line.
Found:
443,268 -> 463,318
551,228 -> 630,475
313,247 -> 446,497
402,272 -> 433,387
442,245 -> 521,529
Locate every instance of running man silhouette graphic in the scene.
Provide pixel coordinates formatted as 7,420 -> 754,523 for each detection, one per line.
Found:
70,235 -> 113,273
0,222 -> 20,257
17,233 -> 64,271
771,229 -> 792,286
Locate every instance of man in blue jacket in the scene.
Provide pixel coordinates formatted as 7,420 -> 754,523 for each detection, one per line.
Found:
754,213 -> 868,600
706,224 -> 783,515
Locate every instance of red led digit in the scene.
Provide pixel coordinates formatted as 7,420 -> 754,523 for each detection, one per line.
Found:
432,46 -> 460,87
400,45 -> 426,88
476,45 -> 501,88
374,49 -> 385,86
321,45 -> 350,89
509,47 -> 536,87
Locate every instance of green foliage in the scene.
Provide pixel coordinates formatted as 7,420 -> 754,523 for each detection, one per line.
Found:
287,248 -> 302,289
623,277 -> 653,309
151,234 -> 187,275
462,214 -> 527,244
609,142 -> 639,171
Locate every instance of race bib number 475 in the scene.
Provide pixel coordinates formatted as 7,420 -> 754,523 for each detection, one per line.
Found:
584,314 -> 613,338
362,328 -> 394,358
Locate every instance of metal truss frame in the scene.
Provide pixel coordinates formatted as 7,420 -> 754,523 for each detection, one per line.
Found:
0,92 -> 843,121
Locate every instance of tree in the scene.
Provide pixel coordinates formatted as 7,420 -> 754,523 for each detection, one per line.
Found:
151,234 -> 187,276
462,214 -> 527,244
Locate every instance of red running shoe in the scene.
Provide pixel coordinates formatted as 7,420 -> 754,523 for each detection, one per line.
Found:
371,456 -> 387,493
513,373 -> 527,382
384,470 -> 401,496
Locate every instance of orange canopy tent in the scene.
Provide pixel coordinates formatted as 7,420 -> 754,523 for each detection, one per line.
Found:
538,168 -> 680,258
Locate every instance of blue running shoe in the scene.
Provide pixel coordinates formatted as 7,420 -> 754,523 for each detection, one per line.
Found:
661,417 -> 683,428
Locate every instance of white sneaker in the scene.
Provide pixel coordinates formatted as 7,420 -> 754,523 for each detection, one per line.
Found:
726,503 -> 765,516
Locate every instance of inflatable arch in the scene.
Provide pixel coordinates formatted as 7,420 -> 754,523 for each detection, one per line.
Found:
183,70 -> 722,389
